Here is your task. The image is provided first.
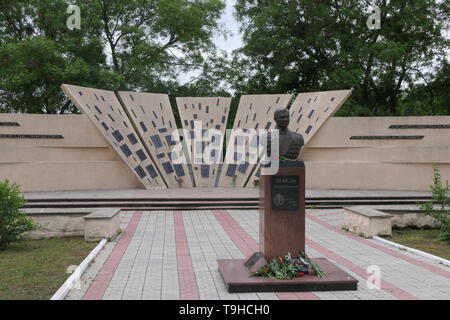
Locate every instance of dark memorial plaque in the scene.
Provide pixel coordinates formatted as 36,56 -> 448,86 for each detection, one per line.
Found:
271,175 -> 299,211
0,122 -> 20,127
0,134 -> 63,139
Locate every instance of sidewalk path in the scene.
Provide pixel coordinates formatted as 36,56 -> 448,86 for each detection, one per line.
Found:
66,209 -> 450,300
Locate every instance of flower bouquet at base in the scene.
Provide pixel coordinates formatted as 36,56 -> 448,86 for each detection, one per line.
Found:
252,251 -> 325,280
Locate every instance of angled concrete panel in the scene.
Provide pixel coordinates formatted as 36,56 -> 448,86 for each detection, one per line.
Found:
61,84 -> 166,189
245,90 -> 352,187
219,94 -> 293,187
117,91 -> 193,188
176,97 -> 231,187
289,90 -> 352,145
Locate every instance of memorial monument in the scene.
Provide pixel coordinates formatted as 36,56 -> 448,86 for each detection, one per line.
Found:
217,108 -> 359,293
261,107 -> 306,259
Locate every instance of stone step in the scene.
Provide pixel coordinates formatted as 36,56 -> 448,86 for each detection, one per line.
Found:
24,200 -> 259,209
25,196 -> 430,203
24,199 -> 428,207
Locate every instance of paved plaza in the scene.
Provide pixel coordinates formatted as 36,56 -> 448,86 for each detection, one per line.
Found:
66,209 -> 450,300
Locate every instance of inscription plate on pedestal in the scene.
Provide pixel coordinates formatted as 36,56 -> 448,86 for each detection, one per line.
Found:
271,175 -> 299,211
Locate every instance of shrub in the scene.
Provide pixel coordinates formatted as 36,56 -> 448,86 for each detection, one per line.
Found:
419,165 -> 450,242
0,179 -> 40,250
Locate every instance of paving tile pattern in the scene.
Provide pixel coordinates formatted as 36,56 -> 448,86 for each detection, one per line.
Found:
67,210 -> 450,300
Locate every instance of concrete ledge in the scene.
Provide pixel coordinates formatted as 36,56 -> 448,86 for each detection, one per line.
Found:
25,209 -> 92,239
391,212 -> 440,229
344,206 -> 392,237
24,208 -> 93,215
24,208 -> 121,241
83,208 -> 121,242
366,205 -> 441,228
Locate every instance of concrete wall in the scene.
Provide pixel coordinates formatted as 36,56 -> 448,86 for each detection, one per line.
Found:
302,116 -> 450,190
27,213 -> 86,239
24,208 -> 121,241
0,114 -> 141,192
390,213 -> 440,229
1,114 -> 449,192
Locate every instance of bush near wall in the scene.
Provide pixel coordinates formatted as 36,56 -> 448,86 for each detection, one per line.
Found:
419,165 -> 450,242
0,180 -> 40,250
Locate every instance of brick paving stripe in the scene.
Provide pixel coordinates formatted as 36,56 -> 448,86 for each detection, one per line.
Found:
68,209 -> 450,300
305,238 -> 419,300
307,214 -> 450,280
217,210 -> 422,300
83,211 -> 143,300
213,210 -> 320,300
174,211 -> 200,300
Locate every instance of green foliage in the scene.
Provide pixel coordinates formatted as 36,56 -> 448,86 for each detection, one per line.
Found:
0,180 -> 40,250
0,0 -> 226,114
232,0 -> 449,116
419,165 -> 450,242
0,0 -> 448,119
93,0 -> 226,91
399,61 -> 450,116
0,0 -> 116,114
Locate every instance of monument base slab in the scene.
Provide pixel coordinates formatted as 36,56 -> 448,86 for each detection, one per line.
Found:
218,258 -> 358,293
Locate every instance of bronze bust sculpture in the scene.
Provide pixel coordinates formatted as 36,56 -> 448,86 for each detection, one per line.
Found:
266,107 -> 304,160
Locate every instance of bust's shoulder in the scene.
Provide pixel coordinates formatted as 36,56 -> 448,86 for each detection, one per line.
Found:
289,131 -> 304,144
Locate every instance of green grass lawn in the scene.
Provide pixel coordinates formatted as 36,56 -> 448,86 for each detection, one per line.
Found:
0,237 -> 96,300
382,229 -> 450,260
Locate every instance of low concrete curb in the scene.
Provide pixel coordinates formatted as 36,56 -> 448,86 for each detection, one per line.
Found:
373,236 -> 450,267
50,238 -> 108,300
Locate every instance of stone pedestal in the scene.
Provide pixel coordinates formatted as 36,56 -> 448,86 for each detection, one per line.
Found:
218,161 -> 358,293
259,161 -> 305,259
218,258 -> 358,293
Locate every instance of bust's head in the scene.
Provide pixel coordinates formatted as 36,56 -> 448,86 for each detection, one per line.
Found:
274,107 -> 290,129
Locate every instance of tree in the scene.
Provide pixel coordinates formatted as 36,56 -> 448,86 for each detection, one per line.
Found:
232,0 -> 449,116
0,0 -> 226,114
399,60 -> 450,116
97,0 -> 226,92
0,0 -> 116,114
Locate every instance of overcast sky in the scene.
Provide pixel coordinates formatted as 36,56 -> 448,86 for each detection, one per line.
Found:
214,0 -> 243,53
179,1 -> 243,85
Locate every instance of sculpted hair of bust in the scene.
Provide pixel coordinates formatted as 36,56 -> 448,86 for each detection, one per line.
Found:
274,107 -> 290,130
267,107 -> 305,160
